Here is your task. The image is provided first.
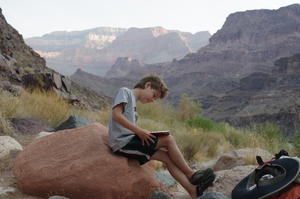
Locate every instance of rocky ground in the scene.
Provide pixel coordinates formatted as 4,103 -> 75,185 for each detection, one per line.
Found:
0,116 -> 275,199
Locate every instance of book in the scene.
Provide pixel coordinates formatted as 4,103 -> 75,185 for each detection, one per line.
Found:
151,130 -> 170,136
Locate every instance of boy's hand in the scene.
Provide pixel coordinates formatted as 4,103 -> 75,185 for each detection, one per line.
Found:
136,129 -> 156,146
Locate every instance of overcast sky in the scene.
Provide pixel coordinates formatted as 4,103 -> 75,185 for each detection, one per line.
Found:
1,0 -> 300,38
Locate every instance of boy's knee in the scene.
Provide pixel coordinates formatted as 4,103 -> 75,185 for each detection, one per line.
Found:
157,135 -> 176,148
166,135 -> 176,144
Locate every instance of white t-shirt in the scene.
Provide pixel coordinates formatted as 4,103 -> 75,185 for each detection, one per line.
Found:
108,87 -> 137,152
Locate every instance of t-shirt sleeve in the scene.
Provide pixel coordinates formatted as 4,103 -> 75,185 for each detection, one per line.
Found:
112,88 -> 129,108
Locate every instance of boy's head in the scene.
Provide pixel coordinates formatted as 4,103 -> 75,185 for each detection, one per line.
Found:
134,75 -> 168,103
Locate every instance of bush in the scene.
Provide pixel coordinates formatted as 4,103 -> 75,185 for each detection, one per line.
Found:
177,94 -> 201,121
249,123 -> 289,154
186,117 -> 225,132
137,100 -> 178,126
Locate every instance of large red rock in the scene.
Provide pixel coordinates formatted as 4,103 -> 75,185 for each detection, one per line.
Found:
13,123 -> 162,199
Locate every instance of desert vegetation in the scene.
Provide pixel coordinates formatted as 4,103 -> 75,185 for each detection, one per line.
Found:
0,89 -> 297,163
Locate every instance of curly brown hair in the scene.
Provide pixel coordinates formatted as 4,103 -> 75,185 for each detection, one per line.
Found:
134,74 -> 168,99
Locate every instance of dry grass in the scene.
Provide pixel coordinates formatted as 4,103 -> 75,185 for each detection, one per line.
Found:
14,90 -> 70,127
0,87 -> 292,163
0,89 -> 20,119
0,114 -> 14,136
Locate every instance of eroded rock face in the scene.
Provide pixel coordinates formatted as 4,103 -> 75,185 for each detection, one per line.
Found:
13,123 -> 162,199
205,53 -> 300,136
26,26 -> 210,76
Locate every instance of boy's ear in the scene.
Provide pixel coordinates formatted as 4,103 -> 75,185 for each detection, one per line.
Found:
145,82 -> 152,88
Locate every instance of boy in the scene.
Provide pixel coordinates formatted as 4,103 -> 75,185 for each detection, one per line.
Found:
108,75 -> 215,199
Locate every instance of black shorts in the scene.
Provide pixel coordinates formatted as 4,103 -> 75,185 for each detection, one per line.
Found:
115,135 -> 159,165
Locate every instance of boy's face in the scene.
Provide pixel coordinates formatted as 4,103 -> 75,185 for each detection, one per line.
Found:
139,82 -> 161,104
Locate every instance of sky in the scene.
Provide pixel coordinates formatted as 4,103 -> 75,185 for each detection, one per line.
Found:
1,0 -> 300,38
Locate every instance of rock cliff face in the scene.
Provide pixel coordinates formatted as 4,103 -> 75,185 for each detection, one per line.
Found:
204,53 -> 300,136
106,57 -> 145,78
0,8 -> 110,110
0,8 -> 46,76
163,4 -> 300,111
71,68 -> 136,97
26,27 -> 126,52
26,26 -> 210,76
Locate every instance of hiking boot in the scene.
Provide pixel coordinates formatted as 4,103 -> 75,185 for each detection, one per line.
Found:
196,173 -> 216,197
190,168 -> 215,185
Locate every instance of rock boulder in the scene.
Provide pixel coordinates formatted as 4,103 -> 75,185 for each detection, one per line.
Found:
0,136 -> 23,160
13,123 -> 162,199
213,148 -> 273,171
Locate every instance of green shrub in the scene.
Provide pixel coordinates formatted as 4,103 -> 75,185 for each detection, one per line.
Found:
186,117 -> 225,132
187,117 -> 213,130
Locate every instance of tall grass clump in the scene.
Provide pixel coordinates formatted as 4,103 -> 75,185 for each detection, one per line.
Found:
177,94 -> 201,121
137,100 -> 178,126
175,128 -> 230,161
16,90 -> 70,127
291,129 -> 300,156
0,89 -> 20,118
0,89 -> 19,136
0,113 -> 14,136
252,123 -> 289,153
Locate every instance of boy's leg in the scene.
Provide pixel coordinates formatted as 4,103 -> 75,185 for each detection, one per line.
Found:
151,150 -> 197,199
155,135 -> 194,179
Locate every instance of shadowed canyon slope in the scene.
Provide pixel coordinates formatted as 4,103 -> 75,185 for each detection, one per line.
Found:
72,4 -> 300,134
0,8 -> 110,110
26,27 -> 210,76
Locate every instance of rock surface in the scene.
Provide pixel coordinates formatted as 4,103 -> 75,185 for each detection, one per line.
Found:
213,148 -> 273,171
53,114 -> 93,131
208,165 -> 256,197
198,191 -> 231,199
11,118 -> 53,135
13,123 -> 162,199
0,136 -> 23,159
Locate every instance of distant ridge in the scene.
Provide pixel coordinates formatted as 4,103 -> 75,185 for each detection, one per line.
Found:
26,27 -> 211,75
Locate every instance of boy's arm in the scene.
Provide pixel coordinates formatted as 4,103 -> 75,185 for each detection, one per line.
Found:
112,103 -> 156,146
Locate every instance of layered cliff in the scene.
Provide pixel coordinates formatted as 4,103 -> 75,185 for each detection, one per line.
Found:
26,27 -> 210,76
204,53 -> 300,136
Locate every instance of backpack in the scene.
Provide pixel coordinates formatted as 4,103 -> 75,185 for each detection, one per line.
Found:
267,183 -> 300,199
